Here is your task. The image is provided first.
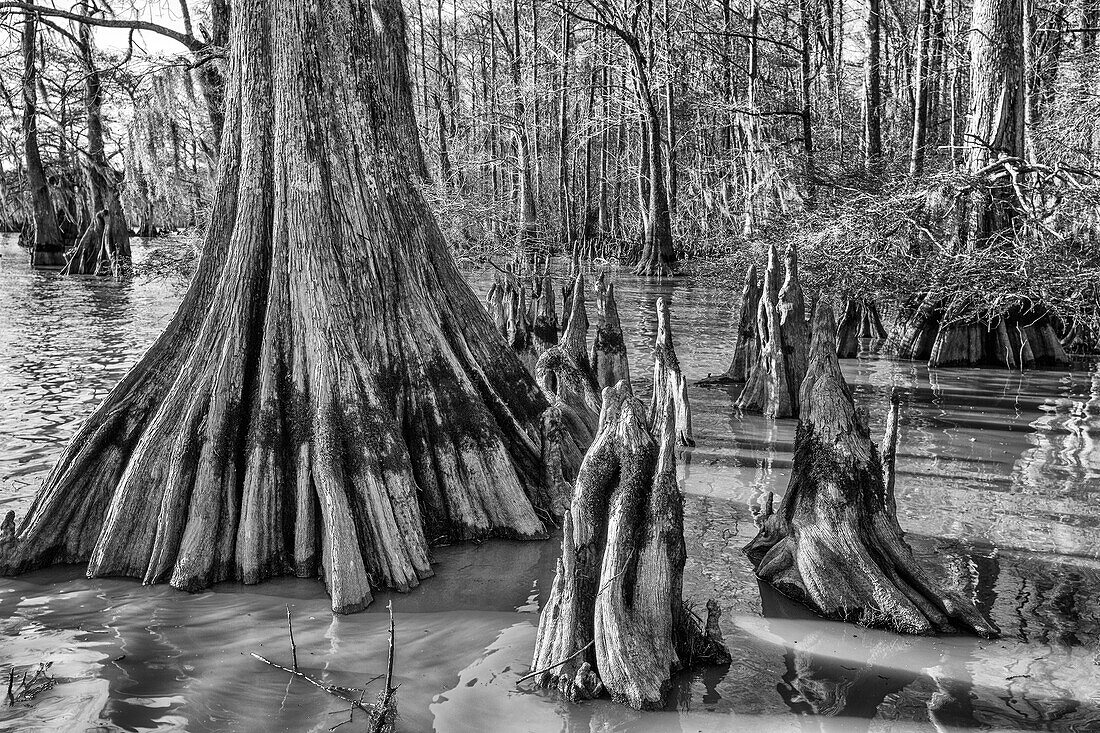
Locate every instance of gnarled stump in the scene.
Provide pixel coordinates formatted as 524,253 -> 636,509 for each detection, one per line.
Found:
698,264 -> 760,387
560,272 -> 598,393
486,279 -> 507,335
590,273 -> 630,391
536,347 -> 601,515
649,298 -> 694,447
0,0 -> 549,615
737,245 -> 790,417
743,304 -> 999,637
531,384 -> 728,710
777,243 -> 810,397
836,297 -> 889,358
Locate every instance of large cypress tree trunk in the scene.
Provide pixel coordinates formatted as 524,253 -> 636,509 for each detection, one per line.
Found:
20,4 -> 65,267
886,0 -> 1071,370
0,0 -> 549,614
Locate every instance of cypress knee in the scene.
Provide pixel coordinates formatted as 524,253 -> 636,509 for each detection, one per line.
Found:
744,304 -> 999,637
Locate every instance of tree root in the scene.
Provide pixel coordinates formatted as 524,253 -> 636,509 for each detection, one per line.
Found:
744,304 -> 999,638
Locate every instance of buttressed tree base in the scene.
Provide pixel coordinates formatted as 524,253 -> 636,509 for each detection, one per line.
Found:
0,0 -> 551,614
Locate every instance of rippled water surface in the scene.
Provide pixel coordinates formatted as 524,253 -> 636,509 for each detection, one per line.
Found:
0,234 -> 1098,732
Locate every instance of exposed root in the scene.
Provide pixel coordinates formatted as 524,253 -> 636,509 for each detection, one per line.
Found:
836,297 -> 889,358
886,294 -> 1071,369
536,347 -> 601,516
743,304 -> 999,638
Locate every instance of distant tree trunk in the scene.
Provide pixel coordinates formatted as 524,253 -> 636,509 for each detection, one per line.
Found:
964,0 -> 1026,242
797,0 -> 816,206
0,0 -> 550,614
863,0 -> 883,173
77,19 -> 130,263
20,4 -> 65,267
509,0 -> 538,260
909,0 -> 933,176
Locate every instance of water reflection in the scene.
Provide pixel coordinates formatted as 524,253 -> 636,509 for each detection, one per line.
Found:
0,251 -> 1098,731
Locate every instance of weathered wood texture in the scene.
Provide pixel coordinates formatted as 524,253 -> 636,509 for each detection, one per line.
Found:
0,0 -> 551,614
698,264 -> 761,386
744,304 -> 999,637
649,298 -> 694,446
736,243 -> 810,417
531,384 -> 727,710
590,273 -> 631,392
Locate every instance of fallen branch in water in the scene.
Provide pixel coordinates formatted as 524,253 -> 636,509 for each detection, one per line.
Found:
251,604 -> 398,731
5,662 -> 56,706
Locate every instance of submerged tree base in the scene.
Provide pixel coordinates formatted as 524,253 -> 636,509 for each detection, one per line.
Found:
744,305 -> 999,638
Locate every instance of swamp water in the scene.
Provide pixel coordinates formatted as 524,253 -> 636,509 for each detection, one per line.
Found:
0,236 -> 1097,732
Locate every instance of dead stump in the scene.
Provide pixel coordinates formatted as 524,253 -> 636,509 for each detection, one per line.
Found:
736,243 -> 810,418
836,297 -> 889,358
590,273 -> 631,391
649,298 -> 694,447
535,346 -> 601,516
698,264 -> 761,387
743,304 -> 999,638
531,384 -> 729,710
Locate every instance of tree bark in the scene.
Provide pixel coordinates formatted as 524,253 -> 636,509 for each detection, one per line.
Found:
20,3 -> 65,267
531,383 -> 728,709
648,298 -> 693,446
0,0 -> 551,614
744,305 -> 999,638
699,264 -> 761,386
590,273 -> 630,392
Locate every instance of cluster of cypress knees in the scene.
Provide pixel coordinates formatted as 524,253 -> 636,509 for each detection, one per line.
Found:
488,244 -> 997,712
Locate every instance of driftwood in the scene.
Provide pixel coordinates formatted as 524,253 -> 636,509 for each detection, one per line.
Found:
648,298 -> 694,447
590,273 -> 630,391
698,264 -> 761,386
530,384 -> 729,709
743,304 -> 999,637
736,243 -> 810,418
252,603 -> 396,731
886,294 -> 1071,369
836,297 -> 889,358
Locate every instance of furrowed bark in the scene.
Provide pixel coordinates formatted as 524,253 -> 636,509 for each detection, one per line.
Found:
743,304 -> 999,638
0,0 -> 550,614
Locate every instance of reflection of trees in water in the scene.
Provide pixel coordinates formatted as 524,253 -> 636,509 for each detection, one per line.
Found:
1013,365 -> 1100,493
757,584 -> 922,731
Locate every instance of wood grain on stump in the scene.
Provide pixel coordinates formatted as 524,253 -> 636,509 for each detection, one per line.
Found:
744,304 -> 999,637
531,384 -> 728,710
